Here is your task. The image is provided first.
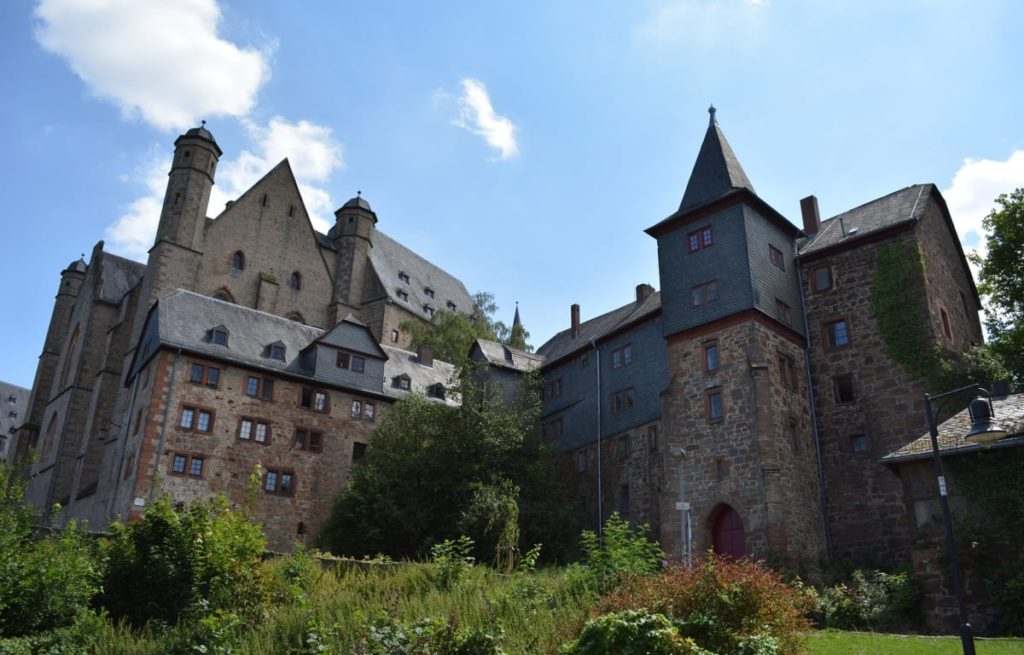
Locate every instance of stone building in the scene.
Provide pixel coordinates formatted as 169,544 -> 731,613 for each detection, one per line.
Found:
0,380 -> 30,460
10,125 -> 467,542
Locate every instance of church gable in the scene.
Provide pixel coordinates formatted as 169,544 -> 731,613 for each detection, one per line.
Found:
198,160 -> 335,328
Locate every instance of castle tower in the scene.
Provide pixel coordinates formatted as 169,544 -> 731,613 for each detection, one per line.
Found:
331,193 -> 377,324
9,258 -> 87,467
647,107 -> 825,563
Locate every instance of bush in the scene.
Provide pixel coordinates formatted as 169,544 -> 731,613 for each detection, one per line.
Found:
99,495 -> 268,627
355,616 -> 505,655
572,513 -> 663,596
0,464 -> 100,638
561,610 -> 713,655
812,568 -> 920,631
600,555 -> 811,655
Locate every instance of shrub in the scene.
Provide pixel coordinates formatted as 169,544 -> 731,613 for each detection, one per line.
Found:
561,609 -> 713,655
430,535 -> 476,590
600,555 -> 811,655
574,513 -> 663,595
0,464 -> 100,638
355,616 -> 505,655
99,495 -> 268,627
812,568 -> 920,631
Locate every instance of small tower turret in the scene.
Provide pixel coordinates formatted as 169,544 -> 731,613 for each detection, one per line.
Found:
331,192 -> 377,322
155,122 -> 222,251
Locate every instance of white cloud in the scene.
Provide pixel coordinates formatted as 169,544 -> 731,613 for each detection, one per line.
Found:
942,150 -> 1024,273
453,79 -> 519,160
34,0 -> 270,130
635,0 -> 769,49
107,117 -> 344,257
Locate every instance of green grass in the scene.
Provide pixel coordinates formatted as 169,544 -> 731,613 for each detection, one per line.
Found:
807,630 -> 1024,654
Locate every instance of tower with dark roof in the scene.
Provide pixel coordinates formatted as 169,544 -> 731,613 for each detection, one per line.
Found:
331,192 -> 377,324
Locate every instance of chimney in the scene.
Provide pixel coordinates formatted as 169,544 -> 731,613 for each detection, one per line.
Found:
800,195 -> 820,235
418,345 -> 434,367
636,283 -> 654,306
571,304 -> 581,339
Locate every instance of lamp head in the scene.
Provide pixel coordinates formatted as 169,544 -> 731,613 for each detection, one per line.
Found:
964,397 -> 1009,446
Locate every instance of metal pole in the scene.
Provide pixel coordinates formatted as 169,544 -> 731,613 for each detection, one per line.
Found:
671,445 -> 693,566
924,393 -> 975,655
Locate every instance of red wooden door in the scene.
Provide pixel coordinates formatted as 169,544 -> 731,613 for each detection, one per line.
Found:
712,506 -> 746,559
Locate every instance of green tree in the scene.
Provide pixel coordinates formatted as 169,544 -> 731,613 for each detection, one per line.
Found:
401,291 -> 531,365
317,365 -> 578,563
973,188 -> 1024,384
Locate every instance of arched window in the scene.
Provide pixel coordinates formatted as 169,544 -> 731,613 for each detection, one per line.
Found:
212,288 -> 234,304
59,325 -> 80,389
710,504 -> 746,559
42,413 -> 58,458
289,271 -> 302,291
231,251 -> 245,273
286,312 -> 305,324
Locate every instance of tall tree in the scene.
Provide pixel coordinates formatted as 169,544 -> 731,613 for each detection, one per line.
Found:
401,291 -> 531,364
974,188 -> 1024,385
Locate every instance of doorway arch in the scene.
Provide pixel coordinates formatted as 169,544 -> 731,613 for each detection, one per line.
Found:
710,504 -> 746,559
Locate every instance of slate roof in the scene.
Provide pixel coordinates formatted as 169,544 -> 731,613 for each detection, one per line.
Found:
536,292 -> 662,365
883,393 -> 1024,464
368,230 -> 474,321
381,344 -> 460,406
98,253 -> 146,304
472,339 -> 543,373
798,184 -> 932,256
678,108 -> 755,212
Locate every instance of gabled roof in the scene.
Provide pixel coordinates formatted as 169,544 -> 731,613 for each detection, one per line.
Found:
381,344 -> 460,406
536,292 -> 662,366
472,339 -> 543,373
679,107 -> 755,213
883,393 -> 1024,464
798,184 -> 931,257
368,230 -> 474,321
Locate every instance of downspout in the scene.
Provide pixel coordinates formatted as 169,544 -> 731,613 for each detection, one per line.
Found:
148,348 -> 181,505
590,337 -> 603,545
796,264 -> 833,562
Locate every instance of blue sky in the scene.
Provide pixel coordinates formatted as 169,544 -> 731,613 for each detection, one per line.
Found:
1,0 -> 1022,389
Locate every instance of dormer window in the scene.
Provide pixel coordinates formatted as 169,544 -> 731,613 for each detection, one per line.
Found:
424,288 -> 434,299
210,326 -> 229,346
428,383 -> 446,400
424,305 -> 434,318
231,251 -> 245,273
397,290 -> 409,302
398,272 -> 410,284
393,375 -> 411,391
336,351 -> 365,373
267,342 -> 286,361
447,301 -> 457,311
289,271 -> 302,291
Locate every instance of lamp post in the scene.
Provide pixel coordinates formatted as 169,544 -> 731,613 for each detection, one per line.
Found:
670,445 -> 693,566
923,384 -> 1008,655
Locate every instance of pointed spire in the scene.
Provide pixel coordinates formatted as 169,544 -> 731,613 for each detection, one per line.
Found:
679,106 -> 755,212
513,301 -> 522,328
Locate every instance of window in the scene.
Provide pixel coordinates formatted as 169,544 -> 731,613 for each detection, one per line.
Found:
428,383 -> 446,400
788,418 -> 799,452
264,469 -> 294,496
170,453 -> 204,478
269,343 -> 286,361
716,458 -> 728,482
833,374 -> 856,404
180,406 -> 213,433
575,450 -> 588,472
424,305 -> 434,318
231,251 -> 245,272
850,434 -> 870,453
648,425 -> 658,451
813,266 -> 832,292
300,388 -> 329,412
390,329 -> 399,343
211,326 -> 228,346
351,400 -> 362,418
960,291 -> 972,320
612,388 -> 635,414
352,442 -> 367,462
543,378 -> 563,400
617,434 -> 631,460
691,280 -> 719,307
238,418 -> 270,444
769,244 -> 786,271
289,271 -> 302,291
580,353 -> 589,367
543,418 -> 563,440
447,301 -> 457,311
705,389 -> 724,422
393,375 -> 411,391
245,376 -> 274,401
703,340 -> 719,374
260,193 -> 268,207
777,354 -> 796,391
824,318 -> 851,349
397,290 -> 409,302
687,225 -> 714,253
940,307 -> 952,340
8,411 -> 17,419
776,299 -> 792,327
293,429 -> 323,453
424,288 -> 434,298
364,401 -> 375,422
398,271 -> 410,284
336,351 -> 365,373
612,345 -> 633,369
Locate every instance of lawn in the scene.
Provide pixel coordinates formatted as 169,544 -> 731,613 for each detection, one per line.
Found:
808,630 -> 1024,654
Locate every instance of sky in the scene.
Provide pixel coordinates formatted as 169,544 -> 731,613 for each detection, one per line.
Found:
1,0 -> 1022,389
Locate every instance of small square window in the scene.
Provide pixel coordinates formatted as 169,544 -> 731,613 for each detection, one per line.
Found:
365,402 -> 375,422
425,288 -> 434,298
353,442 -> 368,461
212,328 -> 228,346
769,244 -> 786,271
424,305 -> 434,318
180,408 -> 194,429
239,419 -> 252,440
833,375 -> 856,403
261,379 -> 274,401
352,355 -> 365,373
398,272 -> 410,284
337,352 -> 350,369
172,454 -> 186,473
190,364 -> 204,384
447,301 -> 457,311
254,422 -> 268,443
704,341 -> 719,373
397,290 -> 409,302
189,457 -> 204,477
776,299 -> 792,327
352,400 -> 362,418
206,367 -> 219,387
270,344 -> 286,361
246,376 -> 260,397
825,319 -> 851,349
850,434 -> 870,453
706,389 -> 724,422
813,266 -> 832,292
314,392 -> 327,412
196,411 -> 211,432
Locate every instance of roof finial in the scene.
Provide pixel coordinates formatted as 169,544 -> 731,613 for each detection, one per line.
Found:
201,119 -> 206,127
357,190 -> 362,197
708,104 -> 717,126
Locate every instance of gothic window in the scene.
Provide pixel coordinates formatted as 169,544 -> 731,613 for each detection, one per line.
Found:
289,271 -> 302,291
231,251 -> 245,273
213,289 -> 234,303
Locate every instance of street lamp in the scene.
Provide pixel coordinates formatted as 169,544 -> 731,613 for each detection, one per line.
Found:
923,384 -> 1009,655
670,445 -> 693,566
